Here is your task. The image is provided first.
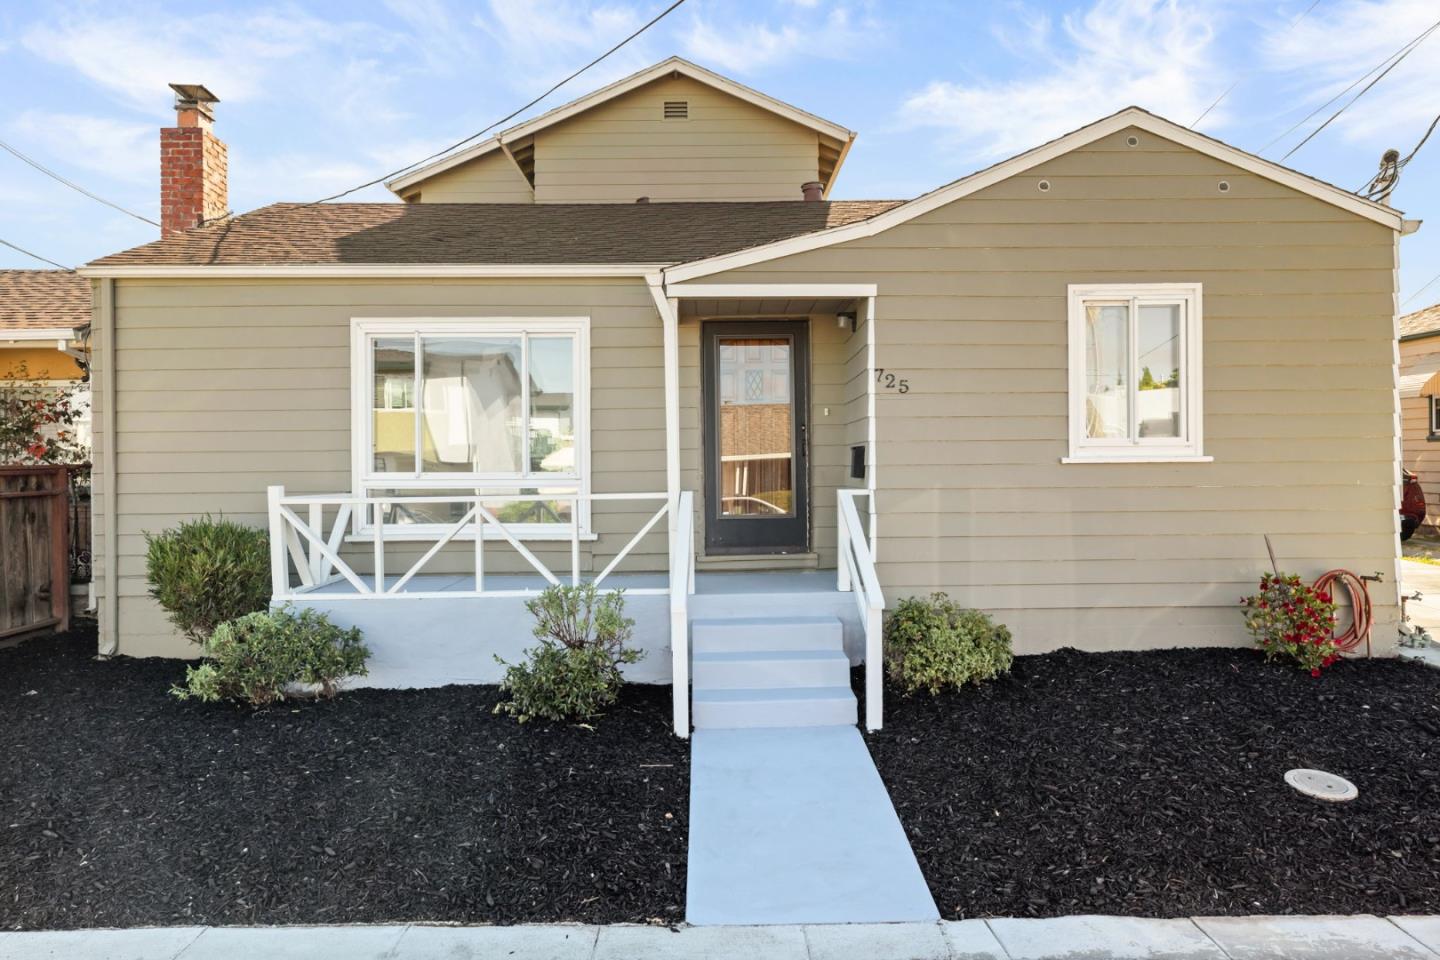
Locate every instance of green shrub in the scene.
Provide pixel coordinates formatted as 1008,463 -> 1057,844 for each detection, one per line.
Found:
884,593 -> 1013,695
494,583 -> 642,723
173,606 -> 370,706
145,516 -> 271,643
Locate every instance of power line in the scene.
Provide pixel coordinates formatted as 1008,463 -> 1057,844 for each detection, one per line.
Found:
311,0 -> 688,205
1190,0 -> 1323,129
1278,18 -> 1434,159
1359,110 -> 1440,196
0,137 -> 160,228
1404,268 -> 1440,308
0,237 -> 75,272
1258,17 -> 1440,155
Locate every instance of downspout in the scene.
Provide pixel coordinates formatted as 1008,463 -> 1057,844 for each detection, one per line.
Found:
97,278 -> 119,656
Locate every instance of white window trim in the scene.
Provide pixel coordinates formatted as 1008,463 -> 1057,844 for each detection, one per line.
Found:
1429,395 -> 1440,439
350,316 -> 591,540
1064,283 -> 1210,464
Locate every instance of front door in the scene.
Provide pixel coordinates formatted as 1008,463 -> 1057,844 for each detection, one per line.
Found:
702,320 -> 809,554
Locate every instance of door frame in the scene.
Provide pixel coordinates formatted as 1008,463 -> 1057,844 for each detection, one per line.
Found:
700,319 -> 811,556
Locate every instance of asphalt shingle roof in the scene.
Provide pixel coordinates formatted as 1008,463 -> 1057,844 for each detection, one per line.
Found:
1401,302 -> 1440,340
88,201 -> 903,268
0,270 -> 91,332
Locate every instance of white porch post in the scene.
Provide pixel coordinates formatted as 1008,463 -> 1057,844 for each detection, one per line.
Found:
649,276 -> 688,738
267,485 -> 287,604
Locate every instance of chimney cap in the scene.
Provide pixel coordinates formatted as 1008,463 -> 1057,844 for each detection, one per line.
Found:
169,83 -> 220,105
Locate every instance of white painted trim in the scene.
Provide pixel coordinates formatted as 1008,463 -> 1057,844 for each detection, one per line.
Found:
864,296 -> 877,552
78,263 -> 667,279
1065,282 -> 1204,463
98,278 -> 118,655
0,328 -> 76,342
666,283 -> 878,299
663,107 -> 1405,283
385,56 -> 854,194
349,316 -> 592,537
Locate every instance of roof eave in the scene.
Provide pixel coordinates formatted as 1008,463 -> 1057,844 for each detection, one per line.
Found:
77,262 -> 674,279
384,56 -> 854,198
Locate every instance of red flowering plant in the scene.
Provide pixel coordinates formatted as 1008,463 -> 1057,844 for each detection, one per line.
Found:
0,364 -> 87,466
1240,572 -> 1340,676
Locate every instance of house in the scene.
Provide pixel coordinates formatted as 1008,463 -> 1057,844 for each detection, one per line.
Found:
0,269 -> 92,446
1400,301 -> 1440,536
80,58 -> 1416,736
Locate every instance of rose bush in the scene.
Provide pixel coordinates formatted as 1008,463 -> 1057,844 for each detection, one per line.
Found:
0,365 -> 86,465
1240,572 -> 1340,676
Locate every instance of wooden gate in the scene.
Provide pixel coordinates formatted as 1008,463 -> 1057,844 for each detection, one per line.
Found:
1,465 -> 71,640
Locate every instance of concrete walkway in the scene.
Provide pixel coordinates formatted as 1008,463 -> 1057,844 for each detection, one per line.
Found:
686,726 -> 939,925
8,915 -> 1440,959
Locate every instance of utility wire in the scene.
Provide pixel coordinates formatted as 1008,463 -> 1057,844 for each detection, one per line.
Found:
1358,110 -> 1440,196
1258,17 -> 1440,155
1190,0 -> 1323,129
0,237 -> 75,271
0,137 -> 160,228
1270,18 -> 1440,160
310,0 -> 688,204
1403,268 -> 1440,308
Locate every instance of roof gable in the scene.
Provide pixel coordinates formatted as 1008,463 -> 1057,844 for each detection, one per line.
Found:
387,57 -> 854,198
665,107 -> 1408,282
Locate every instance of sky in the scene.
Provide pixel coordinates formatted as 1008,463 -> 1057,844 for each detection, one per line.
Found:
0,0 -> 1437,307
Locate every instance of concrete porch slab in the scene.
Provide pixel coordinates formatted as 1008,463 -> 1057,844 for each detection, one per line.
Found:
685,725 -> 938,926
986,915 -> 1227,959
1194,914 -> 1437,959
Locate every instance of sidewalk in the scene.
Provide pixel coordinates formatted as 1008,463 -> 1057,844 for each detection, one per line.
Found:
6,914 -> 1440,960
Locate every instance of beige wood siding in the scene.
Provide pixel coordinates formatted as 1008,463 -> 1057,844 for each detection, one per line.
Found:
407,149 -> 533,203
533,75 -> 819,203
92,278 -> 666,657
698,125 -> 1402,654
1401,334 -> 1440,535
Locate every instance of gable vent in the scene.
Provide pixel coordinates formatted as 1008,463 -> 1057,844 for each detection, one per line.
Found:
663,100 -> 689,120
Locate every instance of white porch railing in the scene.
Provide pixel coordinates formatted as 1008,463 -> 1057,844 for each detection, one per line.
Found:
266,485 -> 698,737
837,488 -> 885,731
267,487 -> 686,600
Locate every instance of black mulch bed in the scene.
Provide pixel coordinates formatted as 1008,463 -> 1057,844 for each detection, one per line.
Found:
865,648 -> 1440,920
0,626 -> 688,931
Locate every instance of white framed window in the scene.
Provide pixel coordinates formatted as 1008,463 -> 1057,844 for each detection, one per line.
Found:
351,317 -> 590,539
1429,396 -> 1440,439
1065,283 -> 1208,463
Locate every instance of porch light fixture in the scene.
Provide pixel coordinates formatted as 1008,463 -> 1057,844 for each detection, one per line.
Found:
836,311 -> 857,333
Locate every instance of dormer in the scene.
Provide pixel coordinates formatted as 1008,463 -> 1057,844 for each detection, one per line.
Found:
387,57 -> 855,204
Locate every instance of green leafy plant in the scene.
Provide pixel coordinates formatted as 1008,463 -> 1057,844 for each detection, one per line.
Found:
145,516 -> 271,643
883,593 -> 1013,695
1240,572 -> 1339,676
494,583 -> 642,723
173,606 -> 369,706
0,365 -> 87,465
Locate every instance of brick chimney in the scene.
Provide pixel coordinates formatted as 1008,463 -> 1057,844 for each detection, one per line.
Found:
161,84 -> 227,238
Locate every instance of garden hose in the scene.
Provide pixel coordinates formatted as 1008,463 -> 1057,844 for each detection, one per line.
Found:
1312,569 -> 1372,658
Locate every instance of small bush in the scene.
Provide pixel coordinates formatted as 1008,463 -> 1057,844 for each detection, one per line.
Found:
173,606 -> 370,706
1240,572 -> 1340,676
884,593 -> 1013,695
145,516 -> 271,643
494,584 -> 642,723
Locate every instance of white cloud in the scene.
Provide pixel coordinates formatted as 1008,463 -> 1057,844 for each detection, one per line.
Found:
897,0 -> 1219,159
8,110 -> 154,184
1262,0 -> 1440,145
473,0 -> 656,93
680,4 -> 870,74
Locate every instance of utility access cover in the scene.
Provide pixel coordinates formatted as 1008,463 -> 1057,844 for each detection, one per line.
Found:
1285,768 -> 1358,803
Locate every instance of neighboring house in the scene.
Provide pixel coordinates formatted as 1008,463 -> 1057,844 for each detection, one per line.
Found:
1400,302 -> 1440,536
0,269 -> 92,449
80,58 -> 1416,734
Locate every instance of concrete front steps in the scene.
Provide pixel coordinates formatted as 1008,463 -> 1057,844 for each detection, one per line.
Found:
690,616 -> 857,729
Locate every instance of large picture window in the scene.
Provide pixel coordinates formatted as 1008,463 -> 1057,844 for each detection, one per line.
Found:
352,317 -> 589,538
1066,284 -> 1206,463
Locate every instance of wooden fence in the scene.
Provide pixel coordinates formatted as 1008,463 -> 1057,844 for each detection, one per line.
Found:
1,465 -> 71,640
